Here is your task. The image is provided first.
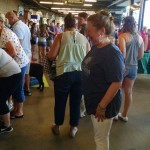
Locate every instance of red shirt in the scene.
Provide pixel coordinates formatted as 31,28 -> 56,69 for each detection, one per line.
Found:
147,36 -> 150,50
141,30 -> 147,42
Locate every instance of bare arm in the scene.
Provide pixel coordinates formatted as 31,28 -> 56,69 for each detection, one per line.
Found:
95,82 -> 122,122
47,33 -> 62,60
45,30 -> 49,38
136,34 -> 144,60
138,41 -> 144,60
5,41 -> 17,57
118,34 -> 126,58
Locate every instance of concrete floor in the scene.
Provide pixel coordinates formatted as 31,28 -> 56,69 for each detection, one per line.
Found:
0,74 -> 150,150
1,42 -> 150,150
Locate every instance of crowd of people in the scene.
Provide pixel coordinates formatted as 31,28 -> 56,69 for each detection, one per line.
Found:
0,9 -> 146,150
29,20 -> 63,63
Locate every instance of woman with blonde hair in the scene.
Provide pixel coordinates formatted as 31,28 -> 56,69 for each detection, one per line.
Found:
82,10 -> 124,149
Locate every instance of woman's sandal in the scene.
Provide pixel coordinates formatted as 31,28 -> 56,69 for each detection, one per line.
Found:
51,125 -> 60,135
10,115 -> 24,119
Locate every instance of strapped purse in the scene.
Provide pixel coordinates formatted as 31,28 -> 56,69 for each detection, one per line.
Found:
43,55 -> 56,81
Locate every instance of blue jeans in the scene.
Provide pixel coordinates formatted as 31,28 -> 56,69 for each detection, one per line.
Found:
54,71 -> 82,126
13,66 -> 27,102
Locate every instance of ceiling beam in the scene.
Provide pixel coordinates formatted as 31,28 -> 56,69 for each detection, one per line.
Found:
107,0 -> 128,7
20,0 -> 127,16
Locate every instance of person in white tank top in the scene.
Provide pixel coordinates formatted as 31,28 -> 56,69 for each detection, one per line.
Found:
47,13 -> 90,137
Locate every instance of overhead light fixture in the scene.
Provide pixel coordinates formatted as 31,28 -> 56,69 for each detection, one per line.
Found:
67,0 -> 83,3
51,7 -> 87,11
51,8 -> 61,10
71,12 -> 79,15
85,0 -> 97,2
68,10 -> 84,13
40,1 -> 64,5
40,1 -> 52,4
51,8 -> 70,10
53,2 -> 64,5
58,11 -> 79,15
83,4 -> 92,6
51,8 -> 69,10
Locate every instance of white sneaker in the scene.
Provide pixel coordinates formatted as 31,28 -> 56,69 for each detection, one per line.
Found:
113,115 -> 119,121
118,113 -> 128,122
80,112 -> 86,118
70,127 -> 78,138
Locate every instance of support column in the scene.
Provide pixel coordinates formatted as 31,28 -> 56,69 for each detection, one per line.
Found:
138,0 -> 146,31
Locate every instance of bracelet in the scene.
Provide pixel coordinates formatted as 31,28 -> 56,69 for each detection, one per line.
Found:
98,105 -> 106,112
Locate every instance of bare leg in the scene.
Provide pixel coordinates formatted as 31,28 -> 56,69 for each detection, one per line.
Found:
31,44 -> 37,61
38,46 -> 42,63
8,96 -> 12,103
1,113 -> 11,127
122,77 -> 135,117
11,101 -> 17,114
25,74 -> 30,92
15,102 -> 24,116
41,46 -> 46,63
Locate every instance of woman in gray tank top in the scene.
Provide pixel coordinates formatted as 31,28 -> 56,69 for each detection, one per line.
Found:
117,16 -> 144,122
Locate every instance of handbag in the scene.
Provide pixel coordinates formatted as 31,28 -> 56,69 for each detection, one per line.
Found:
43,55 -> 56,80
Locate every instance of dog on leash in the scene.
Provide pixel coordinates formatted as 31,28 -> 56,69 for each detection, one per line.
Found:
29,63 -> 44,91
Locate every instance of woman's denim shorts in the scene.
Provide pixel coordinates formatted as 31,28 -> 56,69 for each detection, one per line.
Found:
124,68 -> 137,80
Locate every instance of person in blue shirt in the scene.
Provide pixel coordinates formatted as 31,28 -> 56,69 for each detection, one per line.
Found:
82,10 -> 124,150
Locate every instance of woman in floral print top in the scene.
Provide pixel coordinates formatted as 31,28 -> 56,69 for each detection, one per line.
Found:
0,17 -> 29,118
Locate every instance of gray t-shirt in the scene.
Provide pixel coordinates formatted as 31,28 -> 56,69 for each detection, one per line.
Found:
82,43 -> 124,118
12,20 -> 31,59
